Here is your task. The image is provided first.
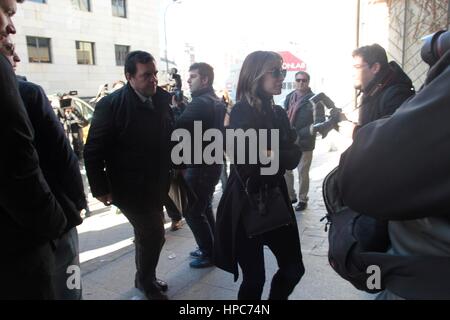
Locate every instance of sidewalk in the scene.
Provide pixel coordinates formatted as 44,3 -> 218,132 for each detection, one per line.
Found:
78,131 -> 374,300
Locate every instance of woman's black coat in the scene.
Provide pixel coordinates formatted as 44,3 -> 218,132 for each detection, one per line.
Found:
214,99 -> 302,280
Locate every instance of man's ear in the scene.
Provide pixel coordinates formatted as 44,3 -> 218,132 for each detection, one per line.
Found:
201,76 -> 209,87
125,72 -> 132,82
371,62 -> 381,75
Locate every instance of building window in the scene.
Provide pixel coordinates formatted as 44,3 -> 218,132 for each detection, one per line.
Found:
112,0 -> 127,18
115,45 -> 130,66
72,0 -> 91,12
29,0 -> 46,3
26,36 -> 52,63
76,41 -> 95,65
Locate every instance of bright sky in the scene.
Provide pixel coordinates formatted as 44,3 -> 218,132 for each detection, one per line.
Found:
161,0 -> 387,110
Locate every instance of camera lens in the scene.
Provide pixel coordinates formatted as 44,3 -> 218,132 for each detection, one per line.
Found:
421,30 -> 449,67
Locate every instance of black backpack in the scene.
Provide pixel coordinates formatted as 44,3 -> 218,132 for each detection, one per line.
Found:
322,166 -> 390,293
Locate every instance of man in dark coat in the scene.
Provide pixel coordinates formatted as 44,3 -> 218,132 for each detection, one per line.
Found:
18,77 -> 86,300
84,51 -> 174,300
175,62 -> 224,268
0,0 -> 67,300
352,43 -> 415,131
338,45 -> 450,299
283,71 -> 316,211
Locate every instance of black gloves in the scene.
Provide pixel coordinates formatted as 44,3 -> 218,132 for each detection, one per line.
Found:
311,108 -> 347,138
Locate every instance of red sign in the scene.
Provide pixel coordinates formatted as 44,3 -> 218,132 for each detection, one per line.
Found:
278,51 -> 307,71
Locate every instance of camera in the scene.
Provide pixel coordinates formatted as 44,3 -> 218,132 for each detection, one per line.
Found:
309,92 -> 343,125
174,90 -> 184,103
309,92 -> 347,138
421,29 -> 450,68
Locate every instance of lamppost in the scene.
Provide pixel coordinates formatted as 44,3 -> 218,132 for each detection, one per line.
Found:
164,0 -> 182,74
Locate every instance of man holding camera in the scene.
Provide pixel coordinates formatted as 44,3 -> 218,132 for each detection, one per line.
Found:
284,71 -> 316,211
338,31 -> 450,299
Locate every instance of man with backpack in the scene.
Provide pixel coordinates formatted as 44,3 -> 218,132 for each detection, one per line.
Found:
175,62 -> 225,268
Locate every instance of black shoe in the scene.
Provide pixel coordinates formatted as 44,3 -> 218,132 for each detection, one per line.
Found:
145,289 -> 168,300
190,248 -> 205,258
291,198 -> 298,204
189,256 -> 213,268
295,202 -> 307,211
154,279 -> 168,292
135,279 -> 168,293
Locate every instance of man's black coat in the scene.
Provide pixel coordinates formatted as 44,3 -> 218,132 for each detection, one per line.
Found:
84,83 -> 174,213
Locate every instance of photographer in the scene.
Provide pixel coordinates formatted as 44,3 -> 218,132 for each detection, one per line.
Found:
338,30 -> 450,299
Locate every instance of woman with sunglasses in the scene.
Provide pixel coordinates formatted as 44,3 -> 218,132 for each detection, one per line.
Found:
214,51 -> 305,300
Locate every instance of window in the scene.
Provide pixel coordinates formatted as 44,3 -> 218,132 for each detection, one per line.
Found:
112,0 -> 127,18
72,0 -> 91,12
29,0 -> 46,3
26,36 -> 52,63
76,41 -> 95,65
115,45 -> 130,66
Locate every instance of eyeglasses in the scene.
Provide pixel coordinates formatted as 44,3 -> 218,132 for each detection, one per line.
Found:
353,63 -> 369,69
269,68 -> 287,79
295,78 -> 308,83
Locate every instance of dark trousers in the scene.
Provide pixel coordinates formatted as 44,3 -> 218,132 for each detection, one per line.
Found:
220,158 -> 228,191
184,165 -> 222,257
121,208 -> 165,293
166,207 -> 182,222
1,243 -> 56,300
52,227 -> 82,300
236,223 -> 305,300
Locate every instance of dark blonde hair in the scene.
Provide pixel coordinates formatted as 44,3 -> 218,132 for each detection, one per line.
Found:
236,51 -> 282,111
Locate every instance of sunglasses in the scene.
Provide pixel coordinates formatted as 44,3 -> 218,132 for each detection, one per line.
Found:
269,68 -> 287,79
295,78 -> 308,83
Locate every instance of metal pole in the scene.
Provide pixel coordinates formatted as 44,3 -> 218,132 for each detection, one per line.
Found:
401,0 -> 408,68
164,4 -> 170,74
164,0 -> 181,75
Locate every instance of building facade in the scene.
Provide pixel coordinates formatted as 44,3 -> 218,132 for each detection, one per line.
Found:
359,0 -> 449,88
13,0 -> 162,97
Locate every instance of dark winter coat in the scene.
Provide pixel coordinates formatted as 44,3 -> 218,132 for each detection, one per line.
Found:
285,89 -> 316,151
214,98 -> 302,280
338,52 -> 450,299
357,61 -> 415,128
176,86 -> 223,167
19,80 -> 86,232
84,83 -> 174,213
0,54 -> 67,255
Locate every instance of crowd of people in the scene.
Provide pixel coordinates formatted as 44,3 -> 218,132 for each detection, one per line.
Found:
1,0 -> 449,301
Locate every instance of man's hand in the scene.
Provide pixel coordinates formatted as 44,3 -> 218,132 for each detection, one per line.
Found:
96,194 -> 113,206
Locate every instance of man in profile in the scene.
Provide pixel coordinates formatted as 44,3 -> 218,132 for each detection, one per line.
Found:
0,0 -> 67,299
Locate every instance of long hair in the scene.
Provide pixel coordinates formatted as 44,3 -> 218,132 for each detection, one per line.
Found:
236,51 -> 283,111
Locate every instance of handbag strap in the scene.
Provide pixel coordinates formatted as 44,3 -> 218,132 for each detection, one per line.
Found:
233,166 -> 250,197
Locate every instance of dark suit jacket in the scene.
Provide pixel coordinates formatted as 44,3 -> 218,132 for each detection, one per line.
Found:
0,54 -> 67,254
19,80 -> 85,232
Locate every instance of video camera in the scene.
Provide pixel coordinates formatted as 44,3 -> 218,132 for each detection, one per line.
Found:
421,29 -> 450,68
